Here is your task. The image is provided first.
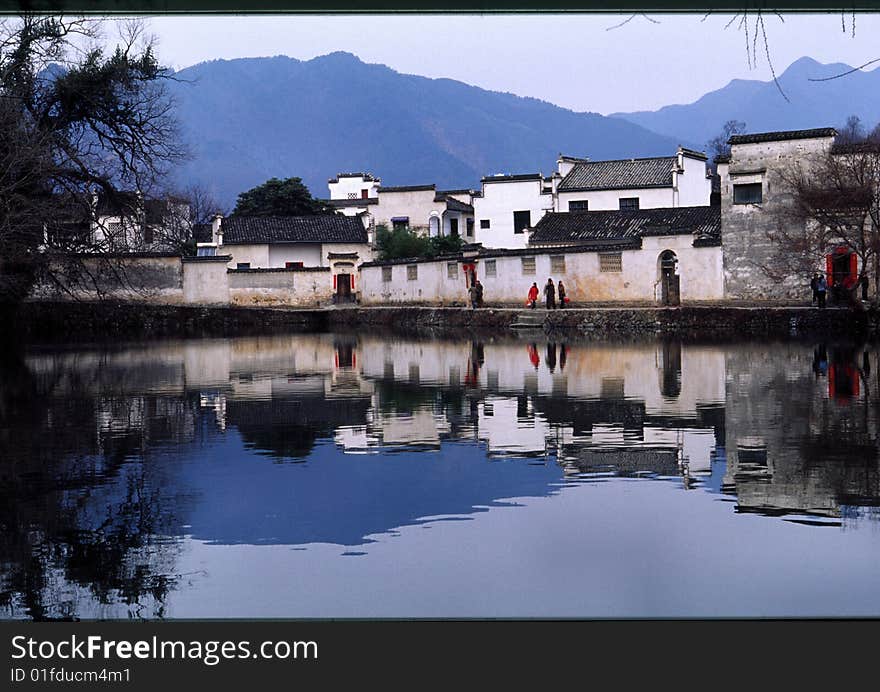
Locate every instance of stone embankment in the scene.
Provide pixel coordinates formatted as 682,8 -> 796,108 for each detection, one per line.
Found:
7,300 -> 879,343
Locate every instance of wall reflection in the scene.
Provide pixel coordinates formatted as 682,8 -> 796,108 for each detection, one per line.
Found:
3,333 -> 880,619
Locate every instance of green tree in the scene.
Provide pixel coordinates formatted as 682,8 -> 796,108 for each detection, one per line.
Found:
0,16 -> 185,305
231,177 -> 329,216
375,225 -> 464,261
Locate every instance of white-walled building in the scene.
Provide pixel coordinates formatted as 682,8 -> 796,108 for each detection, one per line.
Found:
554,147 -> 712,212
472,173 -> 555,250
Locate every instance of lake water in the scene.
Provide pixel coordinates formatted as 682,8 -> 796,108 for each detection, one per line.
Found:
2,332 -> 879,620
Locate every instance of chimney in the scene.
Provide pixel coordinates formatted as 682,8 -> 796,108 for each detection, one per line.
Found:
212,214 -> 223,246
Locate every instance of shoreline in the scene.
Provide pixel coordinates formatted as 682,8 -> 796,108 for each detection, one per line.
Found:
5,300 -> 878,344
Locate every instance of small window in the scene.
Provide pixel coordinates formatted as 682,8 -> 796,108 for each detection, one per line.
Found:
599,253 -> 622,272
521,257 -> 536,275
447,262 -> 458,279
550,255 -> 566,274
480,219 -> 490,229
733,183 -> 763,205
569,200 -> 589,212
392,220 -> 408,231
347,192 -> 358,199
382,266 -> 393,282
513,210 -> 531,234
407,264 -> 418,281
196,246 -> 216,257
143,225 -> 154,244
236,262 -> 251,270
450,218 -> 459,236
619,197 -> 639,211
285,261 -> 304,269
466,218 -> 474,237
484,259 -> 497,277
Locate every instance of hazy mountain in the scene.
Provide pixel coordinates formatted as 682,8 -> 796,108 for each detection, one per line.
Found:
610,56 -> 880,153
166,52 -> 690,207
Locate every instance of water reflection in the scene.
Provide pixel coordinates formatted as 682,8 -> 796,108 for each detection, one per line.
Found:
2,334 -> 879,619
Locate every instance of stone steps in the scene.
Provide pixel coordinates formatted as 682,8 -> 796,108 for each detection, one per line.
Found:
510,310 -> 547,330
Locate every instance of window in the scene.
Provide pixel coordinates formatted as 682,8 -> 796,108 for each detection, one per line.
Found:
143,225 -> 154,244
447,262 -> 458,279
521,257 -> 536,275
513,210 -> 531,234
347,192 -> 358,199
619,197 -> 639,211
466,218 -> 474,237
480,219 -> 491,229
407,264 -> 418,281
361,189 -> 369,199
236,262 -> 251,270
550,255 -> 566,274
285,261 -> 304,269
484,259 -> 497,277
450,218 -> 459,236
392,219 -> 408,231
569,200 -> 589,212
196,246 -> 216,257
382,266 -> 393,282
733,183 -> 763,205
599,253 -> 622,272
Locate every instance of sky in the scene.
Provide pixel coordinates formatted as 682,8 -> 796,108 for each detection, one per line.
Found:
124,12 -> 880,115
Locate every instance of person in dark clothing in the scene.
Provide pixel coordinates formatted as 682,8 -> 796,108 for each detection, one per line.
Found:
557,280 -> 567,308
544,278 -> 556,309
816,274 -> 827,308
860,273 -> 869,301
475,280 -> 484,308
810,273 -> 820,305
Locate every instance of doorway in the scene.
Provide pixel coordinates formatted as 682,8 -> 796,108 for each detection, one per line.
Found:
659,250 -> 680,306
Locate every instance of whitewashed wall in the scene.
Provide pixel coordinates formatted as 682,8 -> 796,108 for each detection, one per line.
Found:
473,179 -> 554,249
328,175 -> 379,200
359,239 -> 723,305
374,189 -> 442,232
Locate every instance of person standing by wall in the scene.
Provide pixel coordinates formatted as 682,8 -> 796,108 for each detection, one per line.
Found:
544,278 -> 556,309
557,280 -> 566,308
475,279 -> 484,308
810,273 -> 819,305
816,274 -> 827,308
527,282 -> 539,309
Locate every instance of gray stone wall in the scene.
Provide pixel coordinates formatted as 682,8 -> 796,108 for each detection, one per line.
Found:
721,137 -> 832,300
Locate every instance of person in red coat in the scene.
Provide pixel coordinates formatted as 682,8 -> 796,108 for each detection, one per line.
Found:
527,282 -> 539,309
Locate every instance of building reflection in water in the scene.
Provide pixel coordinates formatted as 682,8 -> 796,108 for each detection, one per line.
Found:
4,333 -> 880,619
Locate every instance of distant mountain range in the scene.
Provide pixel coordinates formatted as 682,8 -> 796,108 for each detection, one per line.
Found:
610,56 -> 880,152
165,52 -> 688,207
166,53 -> 880,208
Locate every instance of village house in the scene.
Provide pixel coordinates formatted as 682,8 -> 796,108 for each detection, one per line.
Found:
555,147 -> 712,212
326,173 -> 475,241
196,214 -> 372,305
471,147 -> 713,251
357,204 -> 722,306
717,127 -> 844,301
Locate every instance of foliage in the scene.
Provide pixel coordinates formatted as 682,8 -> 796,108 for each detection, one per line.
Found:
231,176 -> 329,216
0,16 -> 185,304
375,224 -> 464,261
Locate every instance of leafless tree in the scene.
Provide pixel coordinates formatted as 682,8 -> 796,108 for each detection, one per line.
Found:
767,142 -> 880,303
0,15 -> 186,305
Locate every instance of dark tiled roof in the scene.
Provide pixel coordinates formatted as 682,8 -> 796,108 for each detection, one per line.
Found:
193,223 -> 212,243
328,172 -> 378,183
529,206 -> 721,246
713,154 -> 731,164
437,188 -> 473,196
220,215 -> 368,245
728,128 -> 837,145
831,141 -> 880,154
559,157 -> 678,191
481,173 -> 543,183
479,239 -> 640,257
679,147 -> 708,161
378,184 -> 436,193
444,197 -> 474,213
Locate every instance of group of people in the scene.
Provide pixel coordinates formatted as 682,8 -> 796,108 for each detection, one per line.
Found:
810,272 -> 870,309
528,279 -> 567,309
